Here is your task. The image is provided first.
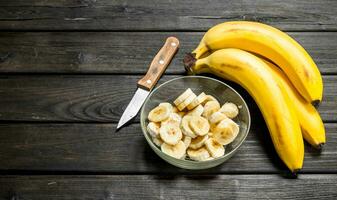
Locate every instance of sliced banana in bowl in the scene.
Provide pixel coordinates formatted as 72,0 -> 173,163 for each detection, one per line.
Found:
182,135 -> 192,147
147,87 -> 240,161
202,100 -> 220,118
177,93 -> 197,111
160,123 -> 183,145
161,141 -> 186,159
147,122 -> 160,138
140,76 -> 250,170
189,116 -> 210,136
148,103 -> 172,122
173,88 -> 193,106
152,136 -> 164,147
189,135 -> 209,149
181,115 -> 198,138
209,111 -> 227,125
219,102 -> 239,119
213,118 -> 240,145
205,138 -> 225,158
186,104 -> 204,116
187,147 -> 211,161
187,92 -> 207,110
161,113 -> 182,126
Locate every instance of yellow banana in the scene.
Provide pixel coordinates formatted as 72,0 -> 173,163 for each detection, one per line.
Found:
191,21 -> 323,104
184,48 -> 304,172
262,59 -> 325,148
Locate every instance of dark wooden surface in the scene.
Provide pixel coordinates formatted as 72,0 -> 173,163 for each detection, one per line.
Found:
0,0 -> 336,31
0,32 -> 336,74
1,175 -> 337,200
0,75 -> 336,122
0,0 -> 336,199
0,123 -> 336,173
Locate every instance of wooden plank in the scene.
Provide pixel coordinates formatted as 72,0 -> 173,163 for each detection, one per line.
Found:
0,0 -> 337,31
0,75 -> 335,122
0,32 -> 336,74
0,122 -> 335,173
0,175 -> 337,199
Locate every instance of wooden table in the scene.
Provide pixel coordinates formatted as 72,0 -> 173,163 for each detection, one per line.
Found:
0,1 -> 336,199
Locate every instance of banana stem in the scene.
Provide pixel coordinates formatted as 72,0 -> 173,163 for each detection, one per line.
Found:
312,100 -> 320,107
183,53 -> 197,74
316,143 -> 325,150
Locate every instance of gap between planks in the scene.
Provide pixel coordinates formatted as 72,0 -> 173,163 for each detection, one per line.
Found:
0,170 -> 336,176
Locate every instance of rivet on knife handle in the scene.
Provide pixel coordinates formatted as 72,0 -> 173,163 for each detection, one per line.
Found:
138,37 -> 180,91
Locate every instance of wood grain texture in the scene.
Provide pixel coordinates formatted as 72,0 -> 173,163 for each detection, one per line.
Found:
0,75 -> 335,122
0,0 -> 335,196
0,122 -> 335,173
0,32 -> 336,74
1,175 -> 337,199
0,0 -> 337,31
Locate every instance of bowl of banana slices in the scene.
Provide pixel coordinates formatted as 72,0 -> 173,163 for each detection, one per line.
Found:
140,76 -> 250,169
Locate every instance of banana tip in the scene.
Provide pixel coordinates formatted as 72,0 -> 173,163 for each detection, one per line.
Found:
183,53 -> 197,74
291,169 -> 301,177
316,143 -> 325,150
312,100 -> 320,107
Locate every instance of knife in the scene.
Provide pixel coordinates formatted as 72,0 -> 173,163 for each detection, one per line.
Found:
117,37 -> 180,129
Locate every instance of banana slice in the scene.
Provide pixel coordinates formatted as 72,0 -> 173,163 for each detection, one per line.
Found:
148,103 -> 172,122
205,138 -> 225,158
186,104 -> 204,116
161,141 -> 186,159
180,116 -> 197,138
187,147 -> 210,161
161,113 -> 182,126
172,106 -> 179,113
152,136 -> 164,147
189,134 -> 209,149
187,92 -> 207,110
219,102 -> 239,119
189,116 -> 210,136
213,118 -> 240,145
174,88 -> 193,106
147,122 -> 160,138
177,111 -> 186,118
209,111 -> 227,124
177,93 -> 197,111
159,102 -> 173,108
205,157 -> 215,161
202,101 -> 220,118
159,123 -> 183,145
201,95 -> 218,105
183,135 -> 192,147
210,123 -> 217,132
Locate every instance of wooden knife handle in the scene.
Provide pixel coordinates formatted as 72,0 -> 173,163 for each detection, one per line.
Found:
138,37 -> 180,90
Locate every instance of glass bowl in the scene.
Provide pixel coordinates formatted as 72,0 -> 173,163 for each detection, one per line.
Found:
140,76 -> 251,169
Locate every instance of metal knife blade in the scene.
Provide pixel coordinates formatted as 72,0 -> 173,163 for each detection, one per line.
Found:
117,88 -> 149,129
116,37 -> 180,129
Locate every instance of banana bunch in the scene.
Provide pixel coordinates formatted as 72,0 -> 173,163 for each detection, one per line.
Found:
147,88 -> 241,161
183,21 -> 325,173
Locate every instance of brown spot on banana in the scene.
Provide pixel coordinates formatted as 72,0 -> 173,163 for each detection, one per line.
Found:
271,113 -> 285,145
303,66 -> 310,78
